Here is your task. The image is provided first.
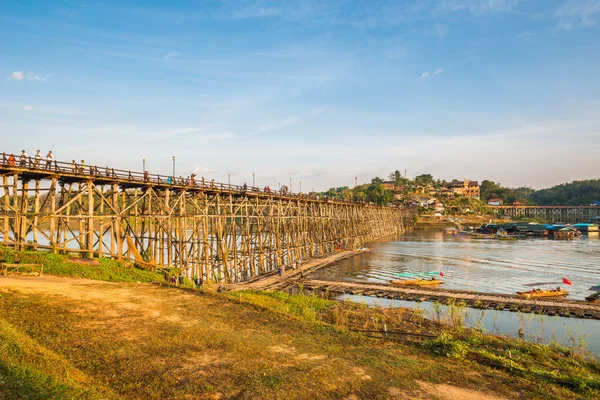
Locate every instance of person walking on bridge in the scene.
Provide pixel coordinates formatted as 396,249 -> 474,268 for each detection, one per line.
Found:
45,151 -> 53,169
20,150 -> 28,167
34,150 -> 42,167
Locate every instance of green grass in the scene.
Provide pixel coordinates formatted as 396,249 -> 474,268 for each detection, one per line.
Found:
0,246 -> 172,283
1,285 -> 598,399
0,317 -> 114,399
226,290 -> 335,321
1,247 -> 599,398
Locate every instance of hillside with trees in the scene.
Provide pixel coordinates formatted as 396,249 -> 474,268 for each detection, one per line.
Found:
530,179 -> 600,206
480,179 -> 600,206
323,177 -> 394,205
321,173 -> 600,207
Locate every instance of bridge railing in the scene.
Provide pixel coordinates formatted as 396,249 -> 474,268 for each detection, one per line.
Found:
0,152 -> 399,207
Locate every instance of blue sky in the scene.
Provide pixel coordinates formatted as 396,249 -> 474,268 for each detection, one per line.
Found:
1,0 -> 599,190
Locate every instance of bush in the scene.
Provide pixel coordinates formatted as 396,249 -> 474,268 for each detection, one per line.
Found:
423,331 -> 469,359
0,246 -> 164,283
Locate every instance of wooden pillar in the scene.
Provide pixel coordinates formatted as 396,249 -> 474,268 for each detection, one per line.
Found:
87,180 -> 94,257
165,188 -> 172,267
33,179 -> 40,250
12,174 -> 19,249
112,184 -> 122,259
18,179 -> 29,251
179,190 -> 186,272
2,175 -> 9,244
98,185 -> 104,256
49,178 -> 57,252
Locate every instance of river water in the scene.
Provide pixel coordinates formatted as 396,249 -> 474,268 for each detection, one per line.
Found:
312,229 -> 600,301
312,228 -> 600,355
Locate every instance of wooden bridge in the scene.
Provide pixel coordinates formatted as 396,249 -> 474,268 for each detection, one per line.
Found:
0,152 -> 416,283
489,205 -> 600,223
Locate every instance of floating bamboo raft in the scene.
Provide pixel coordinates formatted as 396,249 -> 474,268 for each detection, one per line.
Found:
281,279 -> 600,320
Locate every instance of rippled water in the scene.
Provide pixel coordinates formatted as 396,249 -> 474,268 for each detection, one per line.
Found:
312,229 -> 600,301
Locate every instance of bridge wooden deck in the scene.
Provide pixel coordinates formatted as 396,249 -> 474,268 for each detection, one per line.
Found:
0,152 -> 371,206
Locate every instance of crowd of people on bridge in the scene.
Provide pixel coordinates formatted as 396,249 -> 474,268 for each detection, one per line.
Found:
4,150 -> 339,202
7,149 -> 54,169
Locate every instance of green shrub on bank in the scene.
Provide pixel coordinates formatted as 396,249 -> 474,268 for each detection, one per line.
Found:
423,331 -> 469,359
226,290 -> 334,321
0,246 -> 163,283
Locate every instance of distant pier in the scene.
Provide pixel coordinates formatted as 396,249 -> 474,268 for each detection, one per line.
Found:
489,205 -> 600,224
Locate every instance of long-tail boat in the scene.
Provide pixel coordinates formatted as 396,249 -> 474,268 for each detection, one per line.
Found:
516,288 -> 568,298
517,279 -> 572,298
585,286 -> 600,302
391,277 -> 443,286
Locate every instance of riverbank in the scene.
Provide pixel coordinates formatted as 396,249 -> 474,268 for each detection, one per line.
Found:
1,275 -> 599,399
415,214 -> 503,230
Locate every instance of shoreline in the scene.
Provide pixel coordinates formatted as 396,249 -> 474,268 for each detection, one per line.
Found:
223,248 -> 371,292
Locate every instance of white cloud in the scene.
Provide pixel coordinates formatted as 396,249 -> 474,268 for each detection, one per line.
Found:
249,109 -> 324,136
164,51 -> 182,60
555,0 -> 600,30
161,124 -> 220,137
439,0 -> 521,14
30,73 -> 52,82
250,117 -> 300,136
8,71 -> 52,82
9,71 -> 24,81
59,8 -> 76,18
421,68 -> 443,78
23,105 -> 33,111
233,6 -> 282,19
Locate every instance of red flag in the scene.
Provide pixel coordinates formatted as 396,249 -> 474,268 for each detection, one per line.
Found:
440,272 -> 444,277
562,277 -> 572,285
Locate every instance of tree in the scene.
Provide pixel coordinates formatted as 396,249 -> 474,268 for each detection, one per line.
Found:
366,178 -> 394,205
415,174 -> 433,185
480,180 -> 502,201
388,170 -> 404,187
531,179 -> 600,206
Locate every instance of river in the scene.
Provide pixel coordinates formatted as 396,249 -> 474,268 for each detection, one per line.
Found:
311,228 -> 600,355
312,228 -> 600,301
